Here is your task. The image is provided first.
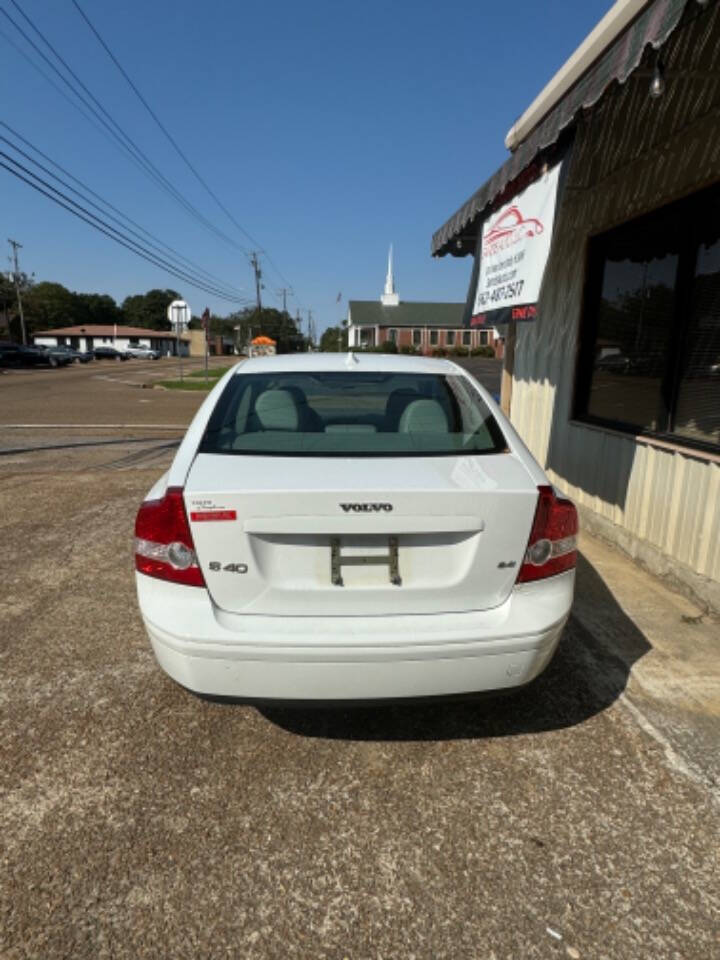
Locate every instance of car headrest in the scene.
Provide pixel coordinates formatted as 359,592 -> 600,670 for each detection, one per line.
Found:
254,389 -> 300,431
384,388 -> 420,431
398,398 -> 449,433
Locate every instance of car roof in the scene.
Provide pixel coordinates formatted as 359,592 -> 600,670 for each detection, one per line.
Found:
236,352 -> 464,376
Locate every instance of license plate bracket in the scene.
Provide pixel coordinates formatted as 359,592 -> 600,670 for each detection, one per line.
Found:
330,536 -> 401,587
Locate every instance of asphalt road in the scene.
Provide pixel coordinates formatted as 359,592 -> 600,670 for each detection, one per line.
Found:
1,355 -> 227,429
1,360 -> 718,959
454,356 -> 502,397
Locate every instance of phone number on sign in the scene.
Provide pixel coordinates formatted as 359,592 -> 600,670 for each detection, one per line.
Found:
477,279 -> 524,306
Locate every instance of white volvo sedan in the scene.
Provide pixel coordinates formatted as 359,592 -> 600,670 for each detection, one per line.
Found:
134,353 -> 577,701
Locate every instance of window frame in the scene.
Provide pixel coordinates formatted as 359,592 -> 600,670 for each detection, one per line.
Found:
574,184 -> 720,456
446,330 -> 455,347
429,329 -> 439,346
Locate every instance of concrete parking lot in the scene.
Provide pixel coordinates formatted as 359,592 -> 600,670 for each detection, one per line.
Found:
1,359 -> 719,959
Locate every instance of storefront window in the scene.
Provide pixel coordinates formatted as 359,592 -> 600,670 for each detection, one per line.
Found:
462,330 -> 471,346
576,185 -> 720,452
430,330 -> 439,346
446,330 -> 455,346
674,238 -> 720,447
412,329 -> 422,346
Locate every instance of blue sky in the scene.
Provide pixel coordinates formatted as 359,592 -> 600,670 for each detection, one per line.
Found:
1,0 -> 610,333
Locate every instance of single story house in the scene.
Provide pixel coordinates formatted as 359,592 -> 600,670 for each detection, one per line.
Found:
433,0 -> 720,609
347,248 -> 502,356
33,325 -> 189,356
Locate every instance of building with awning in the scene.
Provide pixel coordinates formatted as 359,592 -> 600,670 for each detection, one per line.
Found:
433,0 -> 720,608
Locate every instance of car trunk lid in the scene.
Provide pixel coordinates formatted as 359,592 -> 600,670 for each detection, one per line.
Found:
185,453 -> 539,616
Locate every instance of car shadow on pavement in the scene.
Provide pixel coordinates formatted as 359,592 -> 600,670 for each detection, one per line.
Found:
256,552 -> 651,742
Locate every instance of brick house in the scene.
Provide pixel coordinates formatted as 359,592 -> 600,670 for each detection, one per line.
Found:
347,248 -> 502,357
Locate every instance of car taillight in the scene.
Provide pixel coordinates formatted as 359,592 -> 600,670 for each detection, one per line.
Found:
517,485 -> 578,583
134,487 -> 205,587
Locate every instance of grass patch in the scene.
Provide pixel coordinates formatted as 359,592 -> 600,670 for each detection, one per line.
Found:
156,378 -> 214,391
188,365 -> 233,379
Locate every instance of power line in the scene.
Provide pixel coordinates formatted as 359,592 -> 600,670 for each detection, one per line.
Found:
0,23 -> 132,156
1,1 -> 304,314
0,151 -> 247,303
1,1 -> 246,253
72,0 -> 259,250
69,0 -> 303,308
0,122 -> 245,298
0,142 -> 245,302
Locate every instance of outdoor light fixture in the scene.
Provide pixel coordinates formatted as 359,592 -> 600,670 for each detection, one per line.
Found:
649,60 -> 665,99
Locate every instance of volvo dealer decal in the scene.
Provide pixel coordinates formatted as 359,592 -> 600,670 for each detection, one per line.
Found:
470,161 -> 563,327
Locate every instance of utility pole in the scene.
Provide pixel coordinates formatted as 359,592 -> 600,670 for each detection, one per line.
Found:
248,252 -> 263,357
296,309 -> 307,352
250,252 -> 262,312
8,238 -> 27,345
307,309 -> 315,349
277,287 -> 291,314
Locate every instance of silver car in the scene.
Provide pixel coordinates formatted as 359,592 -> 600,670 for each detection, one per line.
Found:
126,345 -> 161,359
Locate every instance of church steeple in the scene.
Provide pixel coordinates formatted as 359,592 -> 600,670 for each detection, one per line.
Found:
380,244 -> 399,306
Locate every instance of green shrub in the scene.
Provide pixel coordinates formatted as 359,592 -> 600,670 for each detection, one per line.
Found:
399,344 -> 418,354
470,345 -> 496,357
378,340 -> 398,353
451,345 -> 469,357
431,347 -> 447,358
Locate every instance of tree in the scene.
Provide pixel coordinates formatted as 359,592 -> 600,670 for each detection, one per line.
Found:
19,282 -> 121,336
22,282 -> 76,333
319,324 -> 348,352
75,292 -> 121,326
231,306 -> 305,353
0,271 -> 33,340
121,289 -> 181,329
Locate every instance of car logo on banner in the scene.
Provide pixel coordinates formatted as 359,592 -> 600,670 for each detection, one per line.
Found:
482,206 -> 544,257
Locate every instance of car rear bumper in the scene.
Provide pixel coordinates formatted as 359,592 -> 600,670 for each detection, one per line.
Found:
136,571 -> 574,700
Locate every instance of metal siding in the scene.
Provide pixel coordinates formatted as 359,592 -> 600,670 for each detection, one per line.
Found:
510,5 -> 720,586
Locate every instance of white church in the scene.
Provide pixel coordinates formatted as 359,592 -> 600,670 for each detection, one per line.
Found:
346,247 -> 501,356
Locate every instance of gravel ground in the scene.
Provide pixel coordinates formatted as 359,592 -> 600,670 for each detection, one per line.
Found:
1,362 -> 718,959
1,441 -> 718,960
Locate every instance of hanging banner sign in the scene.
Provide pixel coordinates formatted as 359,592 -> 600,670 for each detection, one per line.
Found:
470,161 -> 562,327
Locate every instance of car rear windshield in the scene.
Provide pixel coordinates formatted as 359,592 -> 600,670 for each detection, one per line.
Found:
199,371 -> 507,457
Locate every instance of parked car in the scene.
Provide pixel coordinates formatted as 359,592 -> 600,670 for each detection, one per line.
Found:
35,345 -> 75,366
93,345 -> 128,361
125,345 -> 160,359
46,344 -> 94,363
134,353 -> 578,702
0,342 -> 70,368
